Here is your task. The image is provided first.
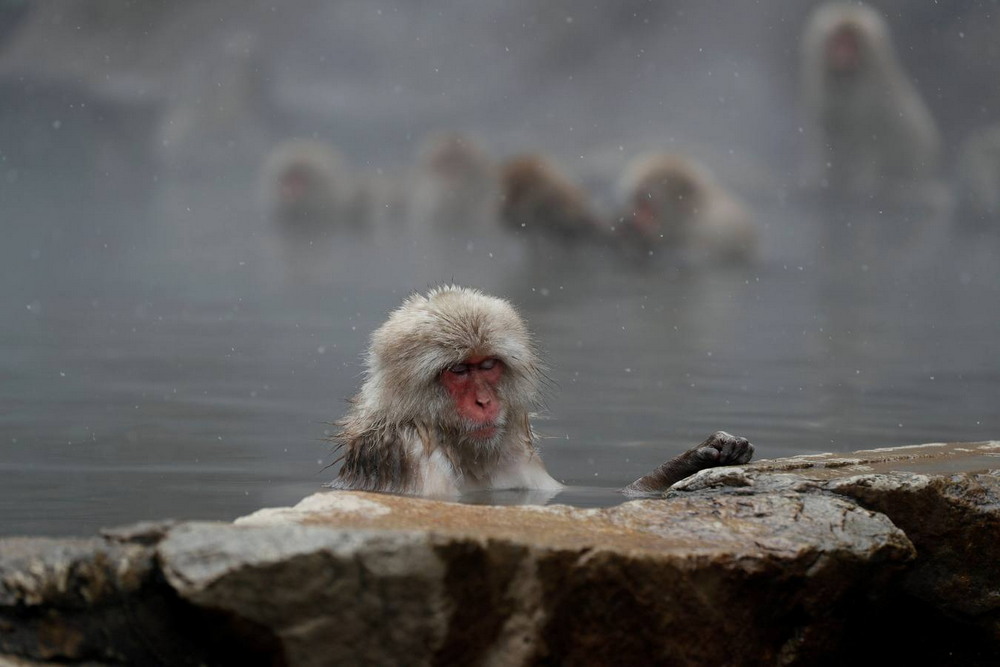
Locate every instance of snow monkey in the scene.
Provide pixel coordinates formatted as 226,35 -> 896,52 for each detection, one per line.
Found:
618,153 -> 758,263
329,285 -> 753,497
498,154 -> 608,246
800,3 -> 941,202
261,139 -> 363,235
407,131 -> 499,234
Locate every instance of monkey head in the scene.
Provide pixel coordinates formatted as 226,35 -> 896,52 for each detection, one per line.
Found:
805,3 -> 896,84
498,156 -> 546,226
825,23 -> 864,75
621,154 -> 706,243
277,162 -> 317,204
358,286 -> 543,441
420,132 -> 488,179
262,139 -> 352,223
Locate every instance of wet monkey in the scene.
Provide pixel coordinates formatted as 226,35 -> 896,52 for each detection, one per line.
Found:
800,3 -> 941,202
261,139 -> 362,234
329,286 -> 753,497
617,153 -> 758,264
407,131 -> 499,234
498,155 -> 608,246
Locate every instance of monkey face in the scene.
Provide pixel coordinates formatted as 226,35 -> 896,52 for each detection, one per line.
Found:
278,164 -> 313,203
629,172 -> 698,241
439,356 -> 506,440
428,142 -> 471,176
826,23 -> 863,75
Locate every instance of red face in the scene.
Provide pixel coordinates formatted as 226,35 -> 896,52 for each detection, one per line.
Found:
279,166 -> 310,202
826,25 -> 862,74
439,355 -> 505,440
630,197 -> 661,239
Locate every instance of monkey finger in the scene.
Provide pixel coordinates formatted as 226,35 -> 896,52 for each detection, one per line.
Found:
734,439 -> 754,464
693,446 -> 722,463
703,431 -> 754,466
720,436 -> 738,461
721,437 -> 753,465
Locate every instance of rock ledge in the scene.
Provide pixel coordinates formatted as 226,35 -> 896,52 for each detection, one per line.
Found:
2,441 -> 998,666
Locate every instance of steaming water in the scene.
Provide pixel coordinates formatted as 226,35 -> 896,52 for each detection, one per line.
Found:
2,179 -> 999,536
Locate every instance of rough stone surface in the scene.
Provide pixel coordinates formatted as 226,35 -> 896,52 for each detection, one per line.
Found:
0,537 -> 253,666
0,441 -> 998,665
0,538 -> 161,663
221,489 -> 913,665
740,440 -> 1000,479
670,441 -> 1000,641
829,470 -> 1000,636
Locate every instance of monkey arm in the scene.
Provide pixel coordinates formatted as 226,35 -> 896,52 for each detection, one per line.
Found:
622,431 -> 754,497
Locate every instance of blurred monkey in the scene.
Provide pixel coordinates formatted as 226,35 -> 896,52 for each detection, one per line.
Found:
800,3 -> 941,204
261,139 -> 364,237
407,131 -> 499,235
499,154 -> 608,247
617,153 -> 757,264
329,285 -> 754,497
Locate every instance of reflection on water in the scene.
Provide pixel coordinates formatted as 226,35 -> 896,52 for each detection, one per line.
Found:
2,179 -> 999,536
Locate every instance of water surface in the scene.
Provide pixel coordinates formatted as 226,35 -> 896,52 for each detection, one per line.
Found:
2,180 -> 999,535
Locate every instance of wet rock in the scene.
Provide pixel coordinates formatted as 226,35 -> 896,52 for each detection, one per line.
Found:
160,523 -> 452,667
670,440 -> 1000,659
828,470 -> 1000,637
0,537 -> 212,665
100,519 -> 179,546
0,538 -> 144,661
0,441 -> 997,665
207,490 -> 913,665
0,538 -> 150,609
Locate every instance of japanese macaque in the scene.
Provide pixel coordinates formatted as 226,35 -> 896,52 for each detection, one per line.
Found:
800,3 -> 942,204
329,286 -> 753,498
407,132 -> 499,234
261,139 -> 364,238
499,155 -> 609,246
617,153 -> 757,264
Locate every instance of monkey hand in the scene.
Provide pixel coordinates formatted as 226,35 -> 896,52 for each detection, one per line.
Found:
622,431 -> 754,496
687,431 -> 754,467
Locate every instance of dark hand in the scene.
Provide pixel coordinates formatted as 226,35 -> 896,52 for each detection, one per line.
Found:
685,431 -> 754,467
623,431 -> 754,496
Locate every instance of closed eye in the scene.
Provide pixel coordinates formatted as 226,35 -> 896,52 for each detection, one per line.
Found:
447,363 -> 469,375
478,358 -> 498,370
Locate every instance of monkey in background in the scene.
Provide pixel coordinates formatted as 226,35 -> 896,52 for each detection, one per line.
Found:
407,131 -> 499,236
800,3 -> 942,205
329,285 -> 753,497
261,139 -> 365,239
498,155 -> 610,248
616,153 -> 758,264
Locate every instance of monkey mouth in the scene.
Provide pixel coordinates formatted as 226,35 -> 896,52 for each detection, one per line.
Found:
465,424 -> 499,440
462,417 -> 505,441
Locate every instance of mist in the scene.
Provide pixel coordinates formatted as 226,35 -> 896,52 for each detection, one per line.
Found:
2,0 -> 999,536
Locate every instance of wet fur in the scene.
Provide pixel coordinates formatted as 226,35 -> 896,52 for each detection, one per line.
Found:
408,131 -> 499,233
261,139 -> 361,230
499,154 -> 605,243
618,153 -> 757,262
800,3 -> 941,199
330,286 -> 558,496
